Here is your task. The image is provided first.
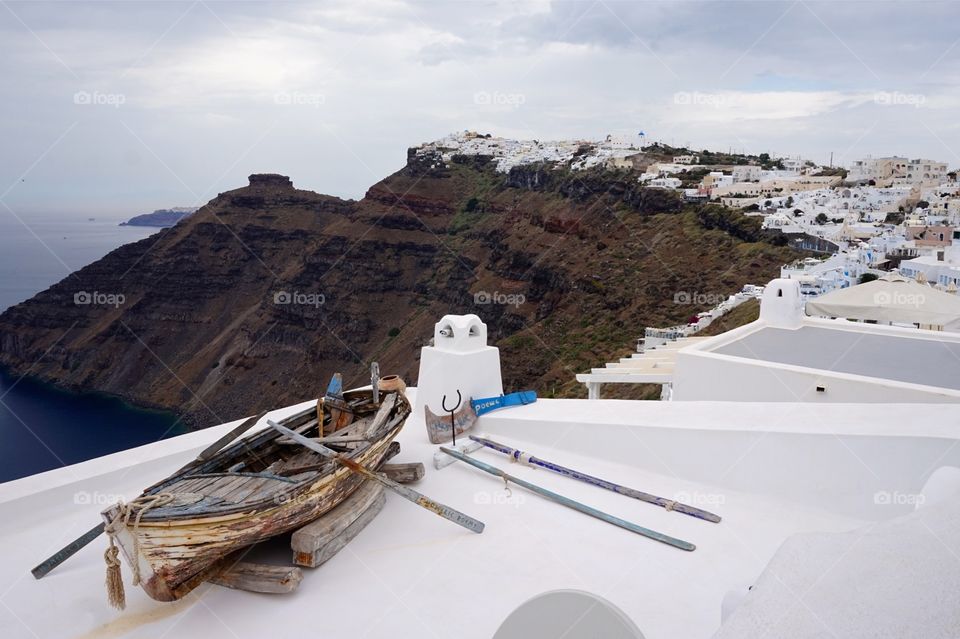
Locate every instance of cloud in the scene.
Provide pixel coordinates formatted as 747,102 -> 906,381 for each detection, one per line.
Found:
667,90 -> 874,123
0,0 -> 958,215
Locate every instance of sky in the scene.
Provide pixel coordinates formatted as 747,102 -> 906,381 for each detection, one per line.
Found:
1,0 -> 959,216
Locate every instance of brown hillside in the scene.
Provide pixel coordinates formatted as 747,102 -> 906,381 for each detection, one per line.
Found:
0,159 -> 796,428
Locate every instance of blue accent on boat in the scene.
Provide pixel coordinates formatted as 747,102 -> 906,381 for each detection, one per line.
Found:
470,391 -> 537,416
325,372 -> 343,398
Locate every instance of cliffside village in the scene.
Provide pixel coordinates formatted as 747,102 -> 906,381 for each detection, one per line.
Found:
417,131 -> 960,300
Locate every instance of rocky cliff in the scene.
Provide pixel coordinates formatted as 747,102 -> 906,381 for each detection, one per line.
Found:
0,159 -> 797,428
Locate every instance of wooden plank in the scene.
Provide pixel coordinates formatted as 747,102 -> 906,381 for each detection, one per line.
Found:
206,476 -> 252,499
380,462 -> 424,484
209,561 -> 303,594
378,441 -> 401,467
292,481 -> 386,568
220,476 -> 265,503
362,394 -> 396,439
276,461 -> 332,477
315,435 -> 372,444
298,492 -> 386,568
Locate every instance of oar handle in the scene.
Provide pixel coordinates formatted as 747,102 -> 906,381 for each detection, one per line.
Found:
267,420 -> 485,534
31,522 -> 105,579
337,455 -> 485,534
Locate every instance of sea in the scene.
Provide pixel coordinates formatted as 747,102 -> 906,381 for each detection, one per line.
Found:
0,214 -> 184,483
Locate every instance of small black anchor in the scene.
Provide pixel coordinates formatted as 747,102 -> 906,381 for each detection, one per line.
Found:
442,390 -> 462,446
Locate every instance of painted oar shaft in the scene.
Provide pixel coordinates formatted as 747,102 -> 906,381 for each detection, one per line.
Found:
267,420 -> 484,534
469,435 -> 721,524
440,447 -> 695,551
31,523 -> 105,579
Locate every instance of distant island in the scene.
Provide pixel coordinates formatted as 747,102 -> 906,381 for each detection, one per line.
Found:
120,206 -> 198,228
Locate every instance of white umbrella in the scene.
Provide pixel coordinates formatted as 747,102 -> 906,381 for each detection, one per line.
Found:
806,273 -> 960,326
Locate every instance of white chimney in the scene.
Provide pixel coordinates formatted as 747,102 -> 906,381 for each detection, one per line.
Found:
413,314 -> 503,439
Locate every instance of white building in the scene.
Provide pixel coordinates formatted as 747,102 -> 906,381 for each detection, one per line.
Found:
647,177 -> 682,189
780,157 -> 808,173
780,255 -> 851,297
673,154 -> 699,164
899,245 -> 960,290
732,165 -> 762,182
602,133 -> 644,150
673,278 -> 960,402
849,156 -> 949,187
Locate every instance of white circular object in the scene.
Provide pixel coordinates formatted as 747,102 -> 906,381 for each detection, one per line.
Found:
494,589 -> 644,639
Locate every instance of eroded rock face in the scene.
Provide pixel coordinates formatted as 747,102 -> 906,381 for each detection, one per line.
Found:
0,157 -> 797,427
248,173 -> 293,188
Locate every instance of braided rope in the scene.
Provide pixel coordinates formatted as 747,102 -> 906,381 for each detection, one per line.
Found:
103,492 -> 175,607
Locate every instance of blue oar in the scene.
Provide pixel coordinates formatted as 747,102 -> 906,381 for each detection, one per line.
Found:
469,435 -> 721,523
440,446 -> 695,551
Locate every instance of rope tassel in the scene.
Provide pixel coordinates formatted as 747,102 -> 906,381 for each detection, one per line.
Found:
104,543 -> 125,610
102,493 -> 174,610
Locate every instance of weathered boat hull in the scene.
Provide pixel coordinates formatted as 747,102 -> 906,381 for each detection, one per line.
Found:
103,388 -> 409,602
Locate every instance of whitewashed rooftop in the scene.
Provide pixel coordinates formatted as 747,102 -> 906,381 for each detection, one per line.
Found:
2,390 -> 959,638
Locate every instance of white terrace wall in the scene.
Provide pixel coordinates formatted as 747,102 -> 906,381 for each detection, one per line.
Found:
670,351 -> 960,403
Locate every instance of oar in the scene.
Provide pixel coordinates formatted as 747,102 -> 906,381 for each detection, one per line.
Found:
267,420 -> 484,534
31,411 -> 268,580
31,523 -> 105,579
195,411 -> 269,462
468,435 -> 721,523
440,446 -> 695,551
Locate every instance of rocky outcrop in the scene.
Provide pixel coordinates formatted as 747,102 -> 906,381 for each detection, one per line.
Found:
248,173 -> 293,188
0,164 -> 799,427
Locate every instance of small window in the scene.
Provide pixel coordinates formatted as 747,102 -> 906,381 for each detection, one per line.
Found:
777,289 -> 783,297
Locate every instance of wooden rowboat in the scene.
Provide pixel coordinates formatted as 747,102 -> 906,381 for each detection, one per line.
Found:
101,380 -> 411,602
